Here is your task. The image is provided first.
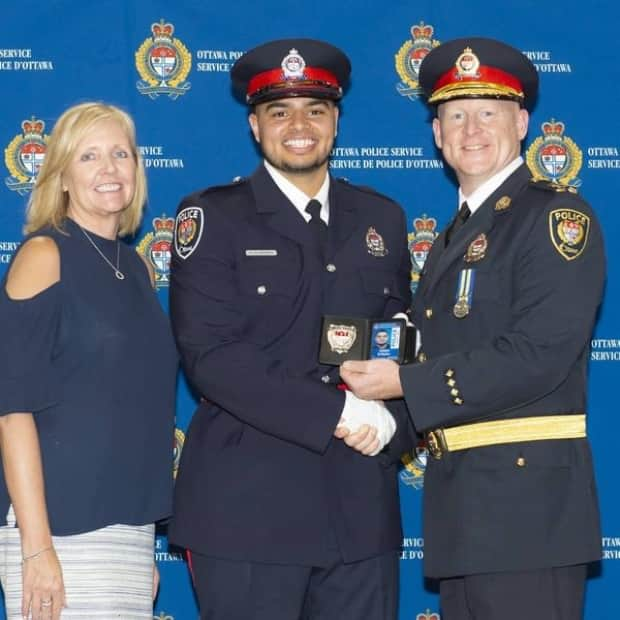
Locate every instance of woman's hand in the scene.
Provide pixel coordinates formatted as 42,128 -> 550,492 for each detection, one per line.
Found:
22,546 -> 65,620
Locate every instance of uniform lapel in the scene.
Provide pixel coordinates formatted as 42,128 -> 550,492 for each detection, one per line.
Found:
421,164 -> 531,297
249,165 -> 316,248
326,179 -> 360,257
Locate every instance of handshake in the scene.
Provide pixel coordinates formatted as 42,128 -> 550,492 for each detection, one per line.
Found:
333,390 -> 397,456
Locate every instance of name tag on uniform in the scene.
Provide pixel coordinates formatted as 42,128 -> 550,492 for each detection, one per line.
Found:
245,249 -> 278,257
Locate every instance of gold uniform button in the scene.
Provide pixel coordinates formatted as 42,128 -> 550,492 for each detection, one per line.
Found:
516,457 -> 526,467
326,263 -> 337,273
417,352 -> 427,363
425,308 -> 433,319
257,285 -> 267,295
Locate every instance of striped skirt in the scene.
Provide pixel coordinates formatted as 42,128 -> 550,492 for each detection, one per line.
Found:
0,509 -> 155,619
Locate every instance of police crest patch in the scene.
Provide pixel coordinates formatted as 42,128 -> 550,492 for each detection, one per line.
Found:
175,206 -> 204,260
366,227 -> 388,257
549,208 -> 590,261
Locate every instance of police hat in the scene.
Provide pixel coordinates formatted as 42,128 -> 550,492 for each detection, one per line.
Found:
231,38 -> 351,106
419,37 -> 538,108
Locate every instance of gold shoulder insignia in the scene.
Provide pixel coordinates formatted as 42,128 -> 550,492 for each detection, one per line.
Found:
548,208 -> 590,260
530,178 -> 578,194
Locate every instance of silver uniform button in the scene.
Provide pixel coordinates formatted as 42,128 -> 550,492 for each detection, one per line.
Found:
321,375 -> 331,384
326,264 -> 337,273
257,285 -> 267,295
383,286 -> 390,295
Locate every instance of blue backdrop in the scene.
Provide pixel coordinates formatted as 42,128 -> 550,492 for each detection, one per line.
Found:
2,2 -> 619,618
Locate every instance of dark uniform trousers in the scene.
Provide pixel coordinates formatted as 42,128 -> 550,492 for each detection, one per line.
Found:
399,165 -> 605,618
169,165 -> 413,620
440,565 -> 587,620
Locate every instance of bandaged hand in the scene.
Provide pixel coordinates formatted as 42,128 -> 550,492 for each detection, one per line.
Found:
334,391 -> 396,456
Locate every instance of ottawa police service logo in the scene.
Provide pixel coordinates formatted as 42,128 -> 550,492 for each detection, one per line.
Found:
400,441 -> 428,490
366,227 -> 388,257
395,22 -> 440,100
549,208 -> 590,261
281,48 -> 306,79
4,117 -> 49,195
408,215 -> 438,294
136,215 -> 175,287
174,206 -> 204,260
526,119 -> 582,186
136,19 -> 191,99
454,47 -> 480,78
416,611 -> 440,620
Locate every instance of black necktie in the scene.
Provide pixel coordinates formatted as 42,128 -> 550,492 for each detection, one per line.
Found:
445,201 -> 471,246
305,199 -> 327,254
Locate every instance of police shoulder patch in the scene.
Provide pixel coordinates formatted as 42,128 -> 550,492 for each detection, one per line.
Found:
548,207 -> 590,261
175,205 -> 204,260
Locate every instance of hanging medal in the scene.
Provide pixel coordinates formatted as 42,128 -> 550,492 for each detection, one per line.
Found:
453,268 -> 475,318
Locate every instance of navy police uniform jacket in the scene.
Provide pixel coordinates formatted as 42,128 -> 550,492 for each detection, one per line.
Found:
169,164 -> 412,566
400,164 -> 605,578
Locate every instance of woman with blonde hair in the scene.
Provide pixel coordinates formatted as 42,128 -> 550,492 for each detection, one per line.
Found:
0,102 -> 177,619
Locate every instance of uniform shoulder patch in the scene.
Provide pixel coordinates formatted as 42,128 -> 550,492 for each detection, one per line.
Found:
175,205 -> 204,260
530,178 -> 579,194
548,207 -> 590,260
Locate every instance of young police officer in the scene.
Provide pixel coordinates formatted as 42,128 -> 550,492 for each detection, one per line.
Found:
169,39 -> 413,620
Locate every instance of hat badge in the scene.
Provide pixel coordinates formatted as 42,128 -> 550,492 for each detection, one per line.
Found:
455,47 -> 480,79
281,48 -> 306,79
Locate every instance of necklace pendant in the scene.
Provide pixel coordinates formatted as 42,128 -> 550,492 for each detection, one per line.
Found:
115,270 -> 125,280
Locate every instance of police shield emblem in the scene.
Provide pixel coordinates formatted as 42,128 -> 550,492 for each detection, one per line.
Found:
549,208 -> 590,261
149,45 -> 177,79
327,324 -> 357,354
175,206 -> 204,260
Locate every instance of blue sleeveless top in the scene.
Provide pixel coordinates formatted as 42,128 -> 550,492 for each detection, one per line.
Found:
0,217 -> 178,535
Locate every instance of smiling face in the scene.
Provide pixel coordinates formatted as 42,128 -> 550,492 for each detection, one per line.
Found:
432,98 -> 528,195
248,97 -> 338,189
62,119 -> 136,231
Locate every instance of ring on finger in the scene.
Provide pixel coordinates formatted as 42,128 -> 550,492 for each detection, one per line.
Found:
41,598 -> 52,607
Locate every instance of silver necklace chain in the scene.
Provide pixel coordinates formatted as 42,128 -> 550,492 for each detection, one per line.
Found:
77,224 -> 125,280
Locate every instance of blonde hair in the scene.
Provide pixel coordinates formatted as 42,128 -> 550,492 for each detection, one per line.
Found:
25,102 -> 147,237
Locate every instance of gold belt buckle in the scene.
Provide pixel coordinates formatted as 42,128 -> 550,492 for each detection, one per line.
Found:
426,429 -> 447,459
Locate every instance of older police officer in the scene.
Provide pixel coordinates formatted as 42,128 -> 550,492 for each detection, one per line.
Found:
169,39 -> 412,620
342,37 -> 605,620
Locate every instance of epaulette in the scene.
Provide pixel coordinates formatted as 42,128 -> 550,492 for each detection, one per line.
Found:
335,177 -> 398,203
529,178 -> 579,194
199,176 -> 248,197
